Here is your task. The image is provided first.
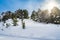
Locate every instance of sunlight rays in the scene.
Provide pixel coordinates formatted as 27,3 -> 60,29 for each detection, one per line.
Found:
44,0 -> 59,13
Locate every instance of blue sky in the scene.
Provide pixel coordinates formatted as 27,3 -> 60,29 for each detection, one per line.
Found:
0,0 -> 60,15
0,0 -> 45,15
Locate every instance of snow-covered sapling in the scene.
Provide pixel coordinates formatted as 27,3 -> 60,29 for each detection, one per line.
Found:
22,22 -> 25,29
13,18 -> 18,26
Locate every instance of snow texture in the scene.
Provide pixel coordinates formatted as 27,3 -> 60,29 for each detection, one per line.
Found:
0,19 -> 60,40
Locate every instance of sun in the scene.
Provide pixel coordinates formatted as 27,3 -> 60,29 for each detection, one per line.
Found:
47,2 -> 58,13
45,0 -> 58,13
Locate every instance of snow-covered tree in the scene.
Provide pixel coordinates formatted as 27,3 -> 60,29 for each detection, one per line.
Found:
38,10 -> 49,22
2,11 -> 12,22
50,7 -> 60,24
15,9 -> 29,19
31,9 -> 49,23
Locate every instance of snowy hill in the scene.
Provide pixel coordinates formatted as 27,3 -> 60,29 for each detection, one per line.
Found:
0,19 -> 60,40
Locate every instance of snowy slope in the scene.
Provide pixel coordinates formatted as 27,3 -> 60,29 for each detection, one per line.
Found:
0,19 -> 60,40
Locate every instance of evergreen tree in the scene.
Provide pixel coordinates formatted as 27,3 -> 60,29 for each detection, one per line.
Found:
2,11 -> 12,22
23,9 -> 29,19
31,11 -> 36,20
50,7 -> 60,24
15,9 -> 23,19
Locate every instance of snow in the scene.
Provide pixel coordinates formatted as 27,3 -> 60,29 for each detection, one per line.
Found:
0,19 -> 60,40
0,35 -> 37,40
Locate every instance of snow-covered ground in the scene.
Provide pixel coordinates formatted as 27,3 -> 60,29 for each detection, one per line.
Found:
0,19 -> 60,40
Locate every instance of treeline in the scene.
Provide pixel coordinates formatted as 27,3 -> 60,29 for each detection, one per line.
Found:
0,7 -> 60,24
31,7 -> 60,24
0,9 -> 29,22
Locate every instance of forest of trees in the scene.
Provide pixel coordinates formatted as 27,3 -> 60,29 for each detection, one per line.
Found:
0,9 -> 29,29
0,9 -> 29,22
0,7 -> 60,24
31,7 -> 60,24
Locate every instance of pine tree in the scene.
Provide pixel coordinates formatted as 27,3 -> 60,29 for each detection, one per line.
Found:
23,9 -> 29,19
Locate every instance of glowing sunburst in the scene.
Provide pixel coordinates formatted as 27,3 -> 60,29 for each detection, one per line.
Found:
45,0 -> 58,13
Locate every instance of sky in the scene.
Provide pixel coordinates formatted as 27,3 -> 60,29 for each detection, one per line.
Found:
0,0 -> 60,15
